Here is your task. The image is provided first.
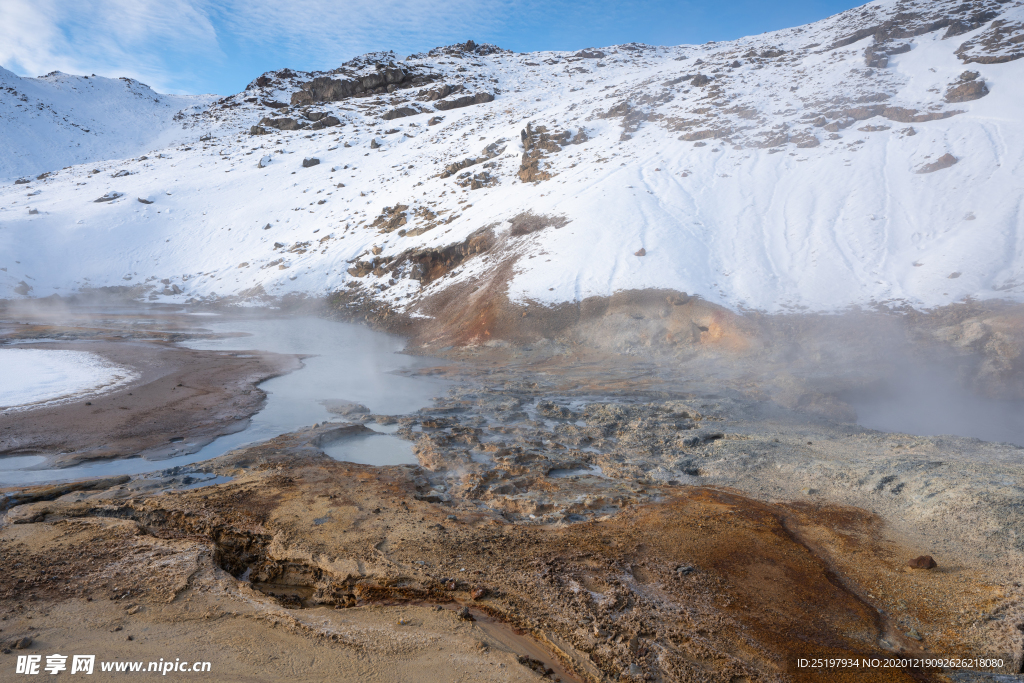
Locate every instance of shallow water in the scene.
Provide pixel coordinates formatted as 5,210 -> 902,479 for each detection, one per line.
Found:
1,315 -> 446,486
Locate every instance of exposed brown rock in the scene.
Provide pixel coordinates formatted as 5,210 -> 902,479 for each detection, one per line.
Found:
517,123 -> 586,183
916,153 -> 958,174
908,555 -> 938,570
945,79 -> 989,103
382,106 -> 421,120
371,204 -> 409,233
434,92 -> 495,111
258,116 -> 303,131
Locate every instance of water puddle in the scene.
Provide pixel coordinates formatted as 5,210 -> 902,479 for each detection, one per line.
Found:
548,464 -> 605,478
321,432 -> 417,467
0,315 -> 447,485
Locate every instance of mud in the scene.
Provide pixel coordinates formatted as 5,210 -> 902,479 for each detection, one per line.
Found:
0,311 -> 300,468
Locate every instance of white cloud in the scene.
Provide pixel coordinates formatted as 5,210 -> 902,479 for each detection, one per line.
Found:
0,0 -> 222,92
0,0 -> 609,94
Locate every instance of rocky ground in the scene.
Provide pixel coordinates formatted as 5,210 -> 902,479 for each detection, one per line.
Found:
2,306 -> 1024,681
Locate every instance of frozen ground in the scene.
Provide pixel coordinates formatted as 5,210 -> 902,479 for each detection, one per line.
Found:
0,348 -> 136,410
1,0 -> 1022,314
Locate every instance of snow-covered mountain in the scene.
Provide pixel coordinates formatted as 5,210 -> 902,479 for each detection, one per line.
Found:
0,68 -> 211,179
1,0 -> 1022,317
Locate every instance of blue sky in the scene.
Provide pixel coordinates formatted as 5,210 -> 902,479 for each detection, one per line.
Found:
1,0 -> 864,95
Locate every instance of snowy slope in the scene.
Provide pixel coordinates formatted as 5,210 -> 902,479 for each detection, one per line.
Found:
0,67 -> 212,179
1,0 -> 1022,314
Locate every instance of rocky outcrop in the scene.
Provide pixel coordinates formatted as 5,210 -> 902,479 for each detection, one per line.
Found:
382,106 -> 421,120
289,66 -> 439,106
434,92 -> 495,111
916,153 -> 958,174
956,18 -> 1024,64
518,124 -> 587,183
371,204 -> 409,233
259,116 -> 303,131
945,72 -> 990,102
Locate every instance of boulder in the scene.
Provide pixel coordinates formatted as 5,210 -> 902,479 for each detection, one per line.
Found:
94,192 -> 124,203
302,157 -> 320,168
907,555 -> 937,570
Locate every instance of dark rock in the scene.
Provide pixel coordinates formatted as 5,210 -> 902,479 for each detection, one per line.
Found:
634,248 -> 646,257
382,107 -> 420,120
262,100 -> 287,109
908,555 -> 937,570
13,636 -> 32,649
259,117 -> 303,131
255,75 -> 271,87
916,153 -> 958,174
428,116 -> 444,126
94,192 -> 124,203
945,79 -> 989,103
302,158 -> 320,168
691,74 -> 710,86
14,178 -> 30,185
249,125 -> 268,135
310,116 -> 340,130
361,73 -> 385,90
574,48 -> 606,59
137,197 -> 153,204
111,169 -> 131,177
434,92 -> 495,111
384,67 -> 407,84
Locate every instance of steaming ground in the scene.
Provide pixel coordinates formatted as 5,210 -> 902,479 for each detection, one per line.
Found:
3,308 -> 1024,680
